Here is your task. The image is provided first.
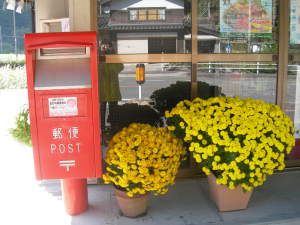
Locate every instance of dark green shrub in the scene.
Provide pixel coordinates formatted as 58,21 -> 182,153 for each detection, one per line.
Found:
108,103 -> 163,135
150,81 -> 223,116
10,106 -> 31,146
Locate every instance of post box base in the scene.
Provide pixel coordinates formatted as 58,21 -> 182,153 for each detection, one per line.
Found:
61,178 -> 88,215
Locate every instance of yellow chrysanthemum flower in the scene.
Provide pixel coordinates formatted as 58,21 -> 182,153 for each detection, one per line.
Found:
166,96 -> 295,191
103,123 -> 186,197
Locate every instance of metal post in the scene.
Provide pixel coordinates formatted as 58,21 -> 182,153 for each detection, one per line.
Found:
13,9 -> 18,58
208,1 -> 210,17
138,84 -> 142,100
31,1 -> 36,33
61,178 -> 88,215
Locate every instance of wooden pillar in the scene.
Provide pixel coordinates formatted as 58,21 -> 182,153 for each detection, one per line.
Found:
191,0 -> 198,99
69,0 -> 97,32
276,0 -> 289,108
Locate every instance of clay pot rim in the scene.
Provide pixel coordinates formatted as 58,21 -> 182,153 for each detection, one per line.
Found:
113,186 -> 149,199
208,173 -> 253,193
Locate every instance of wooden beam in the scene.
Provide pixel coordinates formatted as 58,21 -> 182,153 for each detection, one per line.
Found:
105,53 -> 273,63
196,54 -> 273,62
191,0 -> 198,63
105,54 -> 191,63
286,159 -> 300,168
90,0 -> 98,32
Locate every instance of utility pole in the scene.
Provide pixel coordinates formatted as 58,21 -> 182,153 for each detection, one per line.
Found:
13,8 -> 18,58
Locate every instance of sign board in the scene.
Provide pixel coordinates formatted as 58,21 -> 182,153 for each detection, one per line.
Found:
290,0 -> 300,44
49,97 -> 78,117
220,0 -> 272,38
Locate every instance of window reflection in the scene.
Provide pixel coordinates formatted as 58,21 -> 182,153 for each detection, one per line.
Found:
287,0 -> 300,159
197,0 -> 278,54
197,62 -> 277,103
128,8 -> 166,21
98,0 -> 190,54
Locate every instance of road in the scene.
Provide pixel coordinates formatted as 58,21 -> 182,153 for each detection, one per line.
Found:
119,68 -> 190,100
118,63 -> 297,120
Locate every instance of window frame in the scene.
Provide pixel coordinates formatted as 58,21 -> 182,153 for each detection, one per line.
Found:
128,7 -> 166,21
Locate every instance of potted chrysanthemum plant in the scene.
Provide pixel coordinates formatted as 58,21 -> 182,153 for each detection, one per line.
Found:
166,96 -> 295,211
103,123 -> 186,217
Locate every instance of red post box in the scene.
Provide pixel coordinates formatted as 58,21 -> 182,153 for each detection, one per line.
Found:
24,32 -> 101,215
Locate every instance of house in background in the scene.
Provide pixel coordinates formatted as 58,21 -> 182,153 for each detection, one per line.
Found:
99,0 -> 186,54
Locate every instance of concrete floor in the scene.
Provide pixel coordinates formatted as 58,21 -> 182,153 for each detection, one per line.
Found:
74,171 -> 300,225
7,170 -> 299,225
1,89 -> 300,225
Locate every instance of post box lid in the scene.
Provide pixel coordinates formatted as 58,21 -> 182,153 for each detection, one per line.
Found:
34,58 -> 91,90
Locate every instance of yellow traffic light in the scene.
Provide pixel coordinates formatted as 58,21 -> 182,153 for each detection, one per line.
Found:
136,64 -> 145,84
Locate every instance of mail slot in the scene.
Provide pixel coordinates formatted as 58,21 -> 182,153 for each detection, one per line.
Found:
25,32 -> 101,180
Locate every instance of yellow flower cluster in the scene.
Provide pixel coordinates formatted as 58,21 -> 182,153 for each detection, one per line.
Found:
166,96 -> 295,191
103,123 -> 186,197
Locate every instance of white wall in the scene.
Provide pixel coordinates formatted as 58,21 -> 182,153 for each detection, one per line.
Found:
35,0 -> 69,32
110,0 -> 184,10
117,39 -> 148,54
35,0 -> 96,32
118,32 -> 177,39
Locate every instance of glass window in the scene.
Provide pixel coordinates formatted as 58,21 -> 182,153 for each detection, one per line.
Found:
99,2 -> 190,54
119,63 -> 191,100
199,0 -> 210,17
158,9 -> 166,20
129,10 -> 137,20
148,9 -> 158,20
197,62 -> 277,103
287,58 -> 300,160
0,1 -> 33,54
138,9 -> 147,21
197,0 -> 278,53
101,63 -> 191,156
285,0 -> 300,160
129,8 -> 166,21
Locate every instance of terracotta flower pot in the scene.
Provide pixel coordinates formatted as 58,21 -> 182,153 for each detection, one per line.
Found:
114,188 -> 148,218
207,174 -> 253,212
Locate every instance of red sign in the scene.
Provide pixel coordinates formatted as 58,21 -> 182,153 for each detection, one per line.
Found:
25,32 -> 101,180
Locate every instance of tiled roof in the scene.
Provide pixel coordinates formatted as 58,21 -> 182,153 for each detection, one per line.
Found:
102,23 -> 185,31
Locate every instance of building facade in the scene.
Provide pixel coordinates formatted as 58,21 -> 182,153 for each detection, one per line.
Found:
99,0 -> 186,54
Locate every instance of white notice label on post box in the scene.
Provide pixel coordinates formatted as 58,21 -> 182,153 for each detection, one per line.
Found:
48,97 -> 78,117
